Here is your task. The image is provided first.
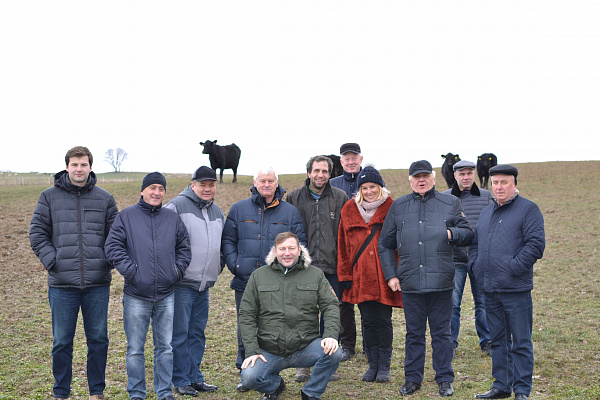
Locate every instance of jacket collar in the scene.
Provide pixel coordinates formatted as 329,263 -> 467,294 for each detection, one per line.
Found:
265,244 -> 312,267
138,196 -> 162,213
251,184 -> 286,209
54,170 -> 96,194
450,181 -> 481,197
342,167 -> 362,181
181,185 -> 213,209
412,186 -> 436,201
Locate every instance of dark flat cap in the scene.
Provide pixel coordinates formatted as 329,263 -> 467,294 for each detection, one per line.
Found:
453,160 -> 476,172
340,143 -> 361,154
409,160 -> 433,176
192,166 -> 217,182
489,164 -> 518,177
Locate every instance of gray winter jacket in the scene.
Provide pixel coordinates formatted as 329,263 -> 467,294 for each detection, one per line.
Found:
378,187 -> 473,294
164,185 -> 225,292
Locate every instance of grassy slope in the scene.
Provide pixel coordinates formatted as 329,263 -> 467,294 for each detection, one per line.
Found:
0,161 -> 598,399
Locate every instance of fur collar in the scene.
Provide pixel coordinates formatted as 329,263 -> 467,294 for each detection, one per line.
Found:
265,244 -> 312,268
451,181 -> 481,197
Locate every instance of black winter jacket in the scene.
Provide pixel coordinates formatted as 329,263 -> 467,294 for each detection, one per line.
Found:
105,198 -> 191,301
378,187 -> 473,293
286,179 -> 348,274
29,171 -> 118,288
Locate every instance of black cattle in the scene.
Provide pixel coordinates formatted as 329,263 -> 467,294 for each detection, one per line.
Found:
441,153 -> 461,188
199,140 -> 241,183
477,153 -> 498,189
322,154 -> 343,178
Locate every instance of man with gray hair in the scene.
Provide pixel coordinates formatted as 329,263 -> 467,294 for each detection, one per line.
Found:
222,167 -> 307,392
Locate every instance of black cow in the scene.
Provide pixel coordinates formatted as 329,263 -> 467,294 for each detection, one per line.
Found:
477,153 -> 498,189
323,154 -> 343,178
441,153 -> 461,188
199,140 -> 241,183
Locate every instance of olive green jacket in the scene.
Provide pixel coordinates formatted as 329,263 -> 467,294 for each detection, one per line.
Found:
239,245 -> 340,358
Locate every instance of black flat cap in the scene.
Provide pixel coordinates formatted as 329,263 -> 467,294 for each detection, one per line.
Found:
453,160 -> 476,172
192,166 -> 217,182
489,164 -> 518,178
409,160 -> 433,176
340,143 -> 361,154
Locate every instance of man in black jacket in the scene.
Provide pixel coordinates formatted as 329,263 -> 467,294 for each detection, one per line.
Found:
29,146 -> 118,400
286,155 -> 348,382
378,160 -> 473,397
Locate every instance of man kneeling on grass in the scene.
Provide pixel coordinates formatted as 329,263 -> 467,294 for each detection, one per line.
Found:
238,232 -> 342,400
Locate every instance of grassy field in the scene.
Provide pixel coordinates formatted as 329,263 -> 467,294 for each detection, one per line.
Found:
0,161 -> 599,399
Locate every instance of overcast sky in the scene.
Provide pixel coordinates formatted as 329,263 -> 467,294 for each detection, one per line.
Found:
1,1 -> 598,176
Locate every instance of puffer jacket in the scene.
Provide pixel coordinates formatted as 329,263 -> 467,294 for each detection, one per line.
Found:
222,185 -> 307,292
29,170 -> 118,288
378,187 -> 473,294
443,182 -> 493,264
238,245 -> 340,358
105,198 -> 191,302
164,185 -> 225,292
468,195 -> 545,293
330,168 -> 361,198
337,196 -> 402,307
286,179 -> 348,274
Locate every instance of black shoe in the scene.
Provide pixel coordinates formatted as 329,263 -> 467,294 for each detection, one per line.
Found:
237,381 -> 251,392
341,347 -> 355,362
301,389 -> 319,400
481,341 -> 492,357
261,376 -> 285,400
400,381 -> 421,395
514,394 -> 528,400
475,387 -> 512,399
438,381 -> 454,397
191,381 -> 218,392
175,385 -> 198,396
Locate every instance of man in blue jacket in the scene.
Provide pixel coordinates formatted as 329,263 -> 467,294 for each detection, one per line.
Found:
222,167 -> 307,392
378,160 -> 473,397
164,166 -> 223,396
105,172 -> 191,400
30,146 -> 118,400
470,165 -> 545,400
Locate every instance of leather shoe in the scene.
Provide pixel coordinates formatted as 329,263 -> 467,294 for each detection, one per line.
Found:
237,381 -> 251,392
341,347 -> 355,361
514,395 -> 528,400
191,381 -> 218,392
261,376 -> 285,400
400,381 -> 421,395
438,381 -> 454,396
475,387 -> 512,399
175,385 -> 198,396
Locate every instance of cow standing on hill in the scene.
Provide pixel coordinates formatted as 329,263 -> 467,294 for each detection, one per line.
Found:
441,153 -> 461,188
477,153 -> 498,189
200,140 -> 241,183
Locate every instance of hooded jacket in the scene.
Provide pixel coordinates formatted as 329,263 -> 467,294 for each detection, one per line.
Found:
164,185 -> 225,292
286,179 -> 348,274
337,196 -> 402,307
378,187 -> 473,294
105,198 -> 191,301
468,195 -> 545,293
222,185 -> 307,292
238,245 -> 340,358
29,170 -> 118,288
443,182 -> 493,264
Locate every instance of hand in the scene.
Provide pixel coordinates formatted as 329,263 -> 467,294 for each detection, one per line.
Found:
387,277 -> 401,292
321,337 -> 339,355
447,229 -> 452,240
241,354 -> 267,369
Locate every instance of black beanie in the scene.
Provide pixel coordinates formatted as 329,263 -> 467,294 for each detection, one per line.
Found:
141,172 -> 167,191
356,166 -> 385,188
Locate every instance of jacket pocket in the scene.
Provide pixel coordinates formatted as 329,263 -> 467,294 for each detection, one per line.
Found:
294,283 -> 319,311
257,284 -> 280,307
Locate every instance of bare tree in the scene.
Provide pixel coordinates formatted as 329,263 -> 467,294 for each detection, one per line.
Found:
104,148 -> 128,172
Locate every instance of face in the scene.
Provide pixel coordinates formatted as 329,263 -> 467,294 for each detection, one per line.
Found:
360,183 -> 380,203
141,184 -> 165,207
410,173 -> 435,195
491,174 -> 517,205
340,152 -> 363,174
454,168 -> 475,191
191,180 -> 216,201
254,171 -> 278,202
308,160 -> 330,193
275,237 -> 301,268
66,156 -> 92,187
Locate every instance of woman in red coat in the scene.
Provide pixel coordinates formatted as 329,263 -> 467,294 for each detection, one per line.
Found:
337,166 -> 402,383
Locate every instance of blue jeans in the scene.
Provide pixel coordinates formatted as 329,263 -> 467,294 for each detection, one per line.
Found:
48,286 -> 109,398
123,293 -> 174,400
172,286 -> 210,388
402,290 -> 454,384
451,264 -> 490,347
484,291 -> 534,396
241,338 -> 342,398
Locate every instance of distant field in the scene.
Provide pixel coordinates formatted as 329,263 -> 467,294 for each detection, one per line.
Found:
0,171 -> 190,187
1,161 -> 599,399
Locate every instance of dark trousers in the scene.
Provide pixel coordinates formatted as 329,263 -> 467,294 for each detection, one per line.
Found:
402,290 -> 454,384
322,273 -> 342,337
358,301 -> 393,348
234,290 -> 245,370
339,302 -> 357,350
